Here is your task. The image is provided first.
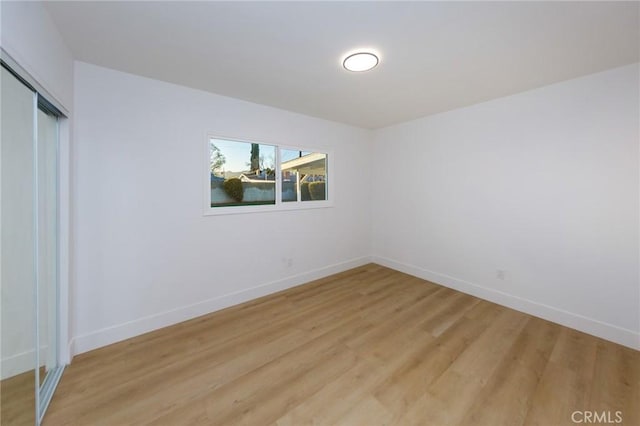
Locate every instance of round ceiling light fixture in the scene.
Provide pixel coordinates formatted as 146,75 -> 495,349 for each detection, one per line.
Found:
343,52 -> 379,72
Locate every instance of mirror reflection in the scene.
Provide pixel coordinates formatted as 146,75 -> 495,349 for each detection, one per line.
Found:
1,65 -> 37,426
37,108 -> 59,390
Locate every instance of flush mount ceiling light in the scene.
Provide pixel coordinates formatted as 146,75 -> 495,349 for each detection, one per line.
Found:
343,52 -> 379,72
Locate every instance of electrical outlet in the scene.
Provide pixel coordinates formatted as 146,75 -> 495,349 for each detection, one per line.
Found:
496,269 -> 506,280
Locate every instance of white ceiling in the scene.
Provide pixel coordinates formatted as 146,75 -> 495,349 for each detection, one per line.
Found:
45,1 -> 639,129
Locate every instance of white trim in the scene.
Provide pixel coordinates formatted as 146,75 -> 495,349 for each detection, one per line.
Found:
1,346 -> 49,380
203,134 -> 333,216
32,91 -> 41,421
371,256 -> 640,350
67,340 -> 75,363
1,350 -> 35,380
57,117 -> 71,365
70,256 -> 372,356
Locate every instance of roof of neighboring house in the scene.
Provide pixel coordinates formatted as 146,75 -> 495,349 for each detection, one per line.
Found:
239,173 -> 275,183
281,152 -> 326,175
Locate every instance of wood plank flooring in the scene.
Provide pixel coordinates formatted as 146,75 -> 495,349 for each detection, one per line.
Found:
43,264 -> 639,425
1,370 -> 36,425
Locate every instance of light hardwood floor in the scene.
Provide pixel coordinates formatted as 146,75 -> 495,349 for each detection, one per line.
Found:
44,264 -> 639,425
1,370 -> 36,425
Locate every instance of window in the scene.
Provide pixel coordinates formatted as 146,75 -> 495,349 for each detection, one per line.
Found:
209,138 -> 276,207
205,136 -> 330,214
281,150 -> 327,202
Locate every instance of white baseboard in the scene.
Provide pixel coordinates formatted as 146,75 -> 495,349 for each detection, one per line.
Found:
371,256 -> 640,350
70,256 -> 372,356
67,340 -> 75,365
1,350 -> 35,380
1,346 -> 49,380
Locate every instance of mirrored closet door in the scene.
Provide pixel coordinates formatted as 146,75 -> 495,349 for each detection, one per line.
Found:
1,62 -> 65,425
1,61 -> 38,426
36,104 -> 64,421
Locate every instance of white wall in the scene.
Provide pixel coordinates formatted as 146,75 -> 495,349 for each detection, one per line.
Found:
0,1 -> 74,109
372,64 -> 640,349
72,62 -> 639,353
71,62 -> 372,354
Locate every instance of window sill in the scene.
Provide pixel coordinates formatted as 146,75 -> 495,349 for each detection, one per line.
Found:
202,200 -> 333,216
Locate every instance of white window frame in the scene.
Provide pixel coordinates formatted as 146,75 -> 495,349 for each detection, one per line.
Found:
203,134 -> 333,216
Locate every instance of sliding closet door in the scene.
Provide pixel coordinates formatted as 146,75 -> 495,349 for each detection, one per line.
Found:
1,67 -> 37,425
37,108 -> 58,386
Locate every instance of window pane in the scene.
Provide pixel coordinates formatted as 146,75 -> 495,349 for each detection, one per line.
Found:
210,138 -> 276,207
281,149 -> 327,202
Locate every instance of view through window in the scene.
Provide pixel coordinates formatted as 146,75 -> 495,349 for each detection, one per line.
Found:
281,149 -> 327,202
208,137 -> 328,210
210,139 -> 276,207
